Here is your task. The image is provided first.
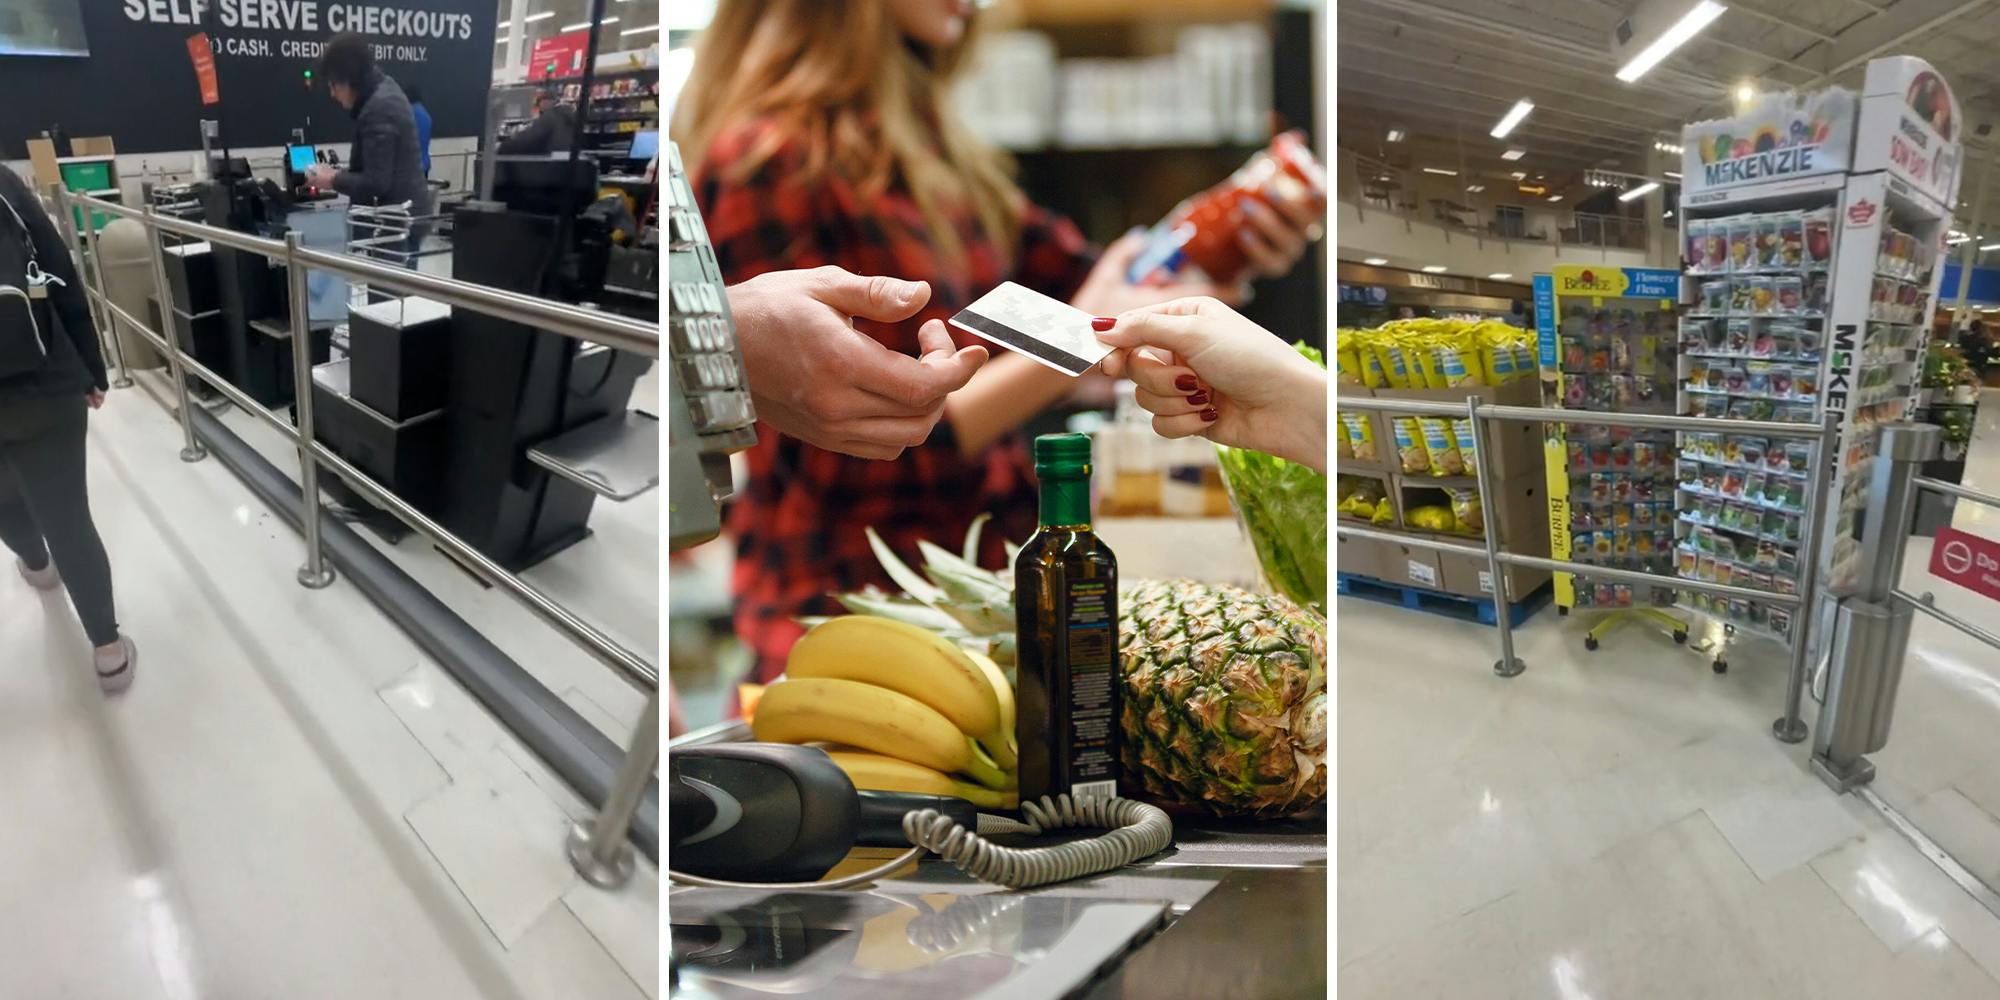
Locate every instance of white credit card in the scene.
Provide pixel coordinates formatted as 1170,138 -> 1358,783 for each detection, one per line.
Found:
949,281 -> 1112,377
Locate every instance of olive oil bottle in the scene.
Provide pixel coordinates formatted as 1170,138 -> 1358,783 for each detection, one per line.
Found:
1015,433 -> 1119,802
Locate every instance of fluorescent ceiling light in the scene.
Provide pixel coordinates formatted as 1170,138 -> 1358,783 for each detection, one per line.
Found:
1663,171 -> 1681,179
1466,184 -> 1486,192
1548,195 -> 1564,202
1422,167 -> 1458,176
1500,148 -> 1526,161
1948,236 -> 1971,245
1422,266 -> 1449,273
497,19 -> 510,28
1616,1 -> 1726,83
1981,243 -> 2000,252
1364,257 -> 1390,266
1618,181 -> 1661,202
560,17 -> 616,30
1490,100 -> 1534,140
621,24 -> 660,35
1488,273 -> 1513,280
1735,82 -> 1757,104
1950,230 -> 1967,238
495,34 -> 510,44
1664,210 -> 1675,219
523,11 -> 555,22
1386,129 -> 1405,142
1510,171 -> 1527,180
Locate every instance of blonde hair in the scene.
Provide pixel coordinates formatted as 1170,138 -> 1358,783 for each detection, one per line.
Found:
671,0 -> 1023,262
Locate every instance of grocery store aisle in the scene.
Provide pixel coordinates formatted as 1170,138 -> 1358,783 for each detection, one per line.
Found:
0,379 -> 655,999
1336,525 -> 2000,995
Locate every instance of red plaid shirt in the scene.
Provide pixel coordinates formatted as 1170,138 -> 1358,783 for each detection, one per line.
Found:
693,118 -> 1099,685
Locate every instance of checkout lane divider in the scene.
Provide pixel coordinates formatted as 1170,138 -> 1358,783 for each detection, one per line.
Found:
57,186 -> 661,886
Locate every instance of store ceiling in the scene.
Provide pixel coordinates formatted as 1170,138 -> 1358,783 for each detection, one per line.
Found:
1338,0 -> 2000,203
494,0 -> 660,53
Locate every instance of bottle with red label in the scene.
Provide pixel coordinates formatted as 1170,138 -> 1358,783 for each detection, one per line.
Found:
1127,130 -> 1328,287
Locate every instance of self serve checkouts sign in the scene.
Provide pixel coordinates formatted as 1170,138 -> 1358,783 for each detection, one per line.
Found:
1929,527 -> 2000,604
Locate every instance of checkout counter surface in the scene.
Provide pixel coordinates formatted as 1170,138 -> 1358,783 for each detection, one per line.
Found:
668,722 -> 1327,1000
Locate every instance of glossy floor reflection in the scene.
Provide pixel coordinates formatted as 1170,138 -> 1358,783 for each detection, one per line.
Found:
1872,389 -> 2000,897
0,373 -> 657,999
1338,390 -> 2000,998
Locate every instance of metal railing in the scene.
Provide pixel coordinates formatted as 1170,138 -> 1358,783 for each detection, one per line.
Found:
52,184 -> 660,889
1335,394 -> 1839,744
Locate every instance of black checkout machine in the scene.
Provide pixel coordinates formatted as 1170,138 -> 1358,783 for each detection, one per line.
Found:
159,151 -> 659,572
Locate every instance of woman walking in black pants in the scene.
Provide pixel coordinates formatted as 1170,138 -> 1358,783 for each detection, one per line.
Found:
0,166 -> 134,692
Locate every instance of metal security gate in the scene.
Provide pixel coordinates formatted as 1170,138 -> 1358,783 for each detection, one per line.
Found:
1808,421 -> 2000,905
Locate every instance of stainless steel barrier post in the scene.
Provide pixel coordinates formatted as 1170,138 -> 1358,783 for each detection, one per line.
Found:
1810,422 -> 1940,791
567,690 -> 660,889
143,203 -> 208,463
1468,398 -> 1525,676
1773,415 -> 1841,744
49,184 -> 123,385
76,193 -> 134,388
284,233 -> 334,589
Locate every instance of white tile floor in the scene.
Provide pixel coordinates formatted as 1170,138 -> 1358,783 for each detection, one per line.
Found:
0,368 -> 657,998
1338,390 -> 2000,998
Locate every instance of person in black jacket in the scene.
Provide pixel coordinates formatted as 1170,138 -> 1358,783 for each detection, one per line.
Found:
308,34 -> 433,259
0,165 -> 136,692
498,89 -> 577,156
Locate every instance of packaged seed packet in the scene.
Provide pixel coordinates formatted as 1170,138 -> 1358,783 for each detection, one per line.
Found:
1775,275 -> 1803,314
1778,212 -> 1805,269
1732,277 -> 1758,313
1750,276 -> 1777,315
1787,441 -> 1812,472
1803,208 -> 1833,269
1726,319 -> 1752,354
1704,219 -> 1732,271
1755,215 -> 1782,269
1804,271 -> 1830,315
1700,280 -> 1730,314
1745,472 -> 1769,504
1686,217 -> 1710,272
1702,394 -> 1730,418
1729,216 -> 1757,271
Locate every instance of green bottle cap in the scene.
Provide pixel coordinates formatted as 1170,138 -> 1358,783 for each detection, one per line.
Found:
1033,433 -> 1092,477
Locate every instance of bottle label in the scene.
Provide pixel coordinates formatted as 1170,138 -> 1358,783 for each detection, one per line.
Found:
1064,579 -> 1117,791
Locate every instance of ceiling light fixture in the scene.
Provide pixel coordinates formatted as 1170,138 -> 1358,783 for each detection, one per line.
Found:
1510,171 -> 1527,180
1948,235 -> 1971,245
1735,81 -> 1757,104
1490,99 -> 1535,139
1663,171 -> 1682,179
1422,167 -> 1458,176
523,11 -> 555,22
1619,181 -> 1662,202
1981,243 -> 2000,252
1501,148 -> 1526,161
1549,195 -> 1564,202
1467,184 -> 1486,192
1386,129 -> 1406,142
559,17 -> 616,30
620,24 -> 660,35
497,19 -> 510,28
1617,1 -> 1726,83
1488,273 -> 1513,280
1364,257 -> 1390,266
1422,266 -> 1449,274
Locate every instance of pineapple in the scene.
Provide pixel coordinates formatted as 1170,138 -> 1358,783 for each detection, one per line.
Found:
829,517 -> 1327,819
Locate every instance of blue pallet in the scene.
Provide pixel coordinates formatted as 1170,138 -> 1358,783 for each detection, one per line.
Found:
1336,572 -> 1552,628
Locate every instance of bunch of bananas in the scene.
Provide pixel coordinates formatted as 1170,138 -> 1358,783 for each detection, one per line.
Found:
751,616 -> 1019,810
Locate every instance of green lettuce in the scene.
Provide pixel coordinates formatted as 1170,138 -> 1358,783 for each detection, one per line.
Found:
1215,343 -> 1328,613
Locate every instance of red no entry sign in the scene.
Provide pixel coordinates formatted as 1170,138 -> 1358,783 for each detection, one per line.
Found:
1930,526 -> 2000,604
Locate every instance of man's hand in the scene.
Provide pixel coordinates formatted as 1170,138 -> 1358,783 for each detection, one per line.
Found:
727,266 -> 988,460
305,164 -> 338,189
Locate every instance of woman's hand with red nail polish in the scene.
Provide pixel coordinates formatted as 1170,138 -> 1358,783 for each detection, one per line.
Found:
1091,296 -> 1327,474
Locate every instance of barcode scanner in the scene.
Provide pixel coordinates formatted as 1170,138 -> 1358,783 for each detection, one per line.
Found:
668,743 -> 977,885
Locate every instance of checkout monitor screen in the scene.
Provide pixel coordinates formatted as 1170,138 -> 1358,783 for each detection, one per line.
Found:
288,145 -> 318,174
627,130 -> 659,162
